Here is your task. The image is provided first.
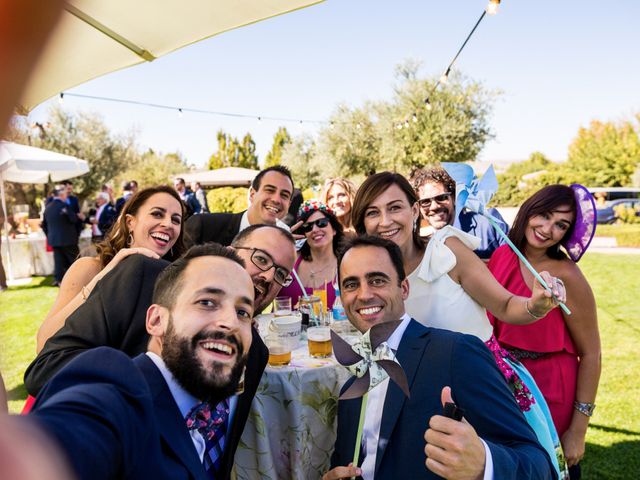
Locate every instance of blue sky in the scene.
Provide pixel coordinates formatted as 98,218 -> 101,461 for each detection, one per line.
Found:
27,0 -> 640,169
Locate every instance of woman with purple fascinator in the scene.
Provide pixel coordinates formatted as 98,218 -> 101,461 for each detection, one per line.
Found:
488,184 -> 600,479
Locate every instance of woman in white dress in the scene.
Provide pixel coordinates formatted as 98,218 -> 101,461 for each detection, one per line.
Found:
351,171 -> 569,478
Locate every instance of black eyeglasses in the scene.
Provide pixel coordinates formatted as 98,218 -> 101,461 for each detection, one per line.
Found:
418,193 -> 452,210
234,247 -> 292,287
300,217 -> 330,234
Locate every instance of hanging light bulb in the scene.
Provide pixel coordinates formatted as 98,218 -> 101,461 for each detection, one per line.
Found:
356,122 -> 362,130
404,120 -> 410,128
178,108 -> 183,118
329,121 -> 335,130
412,113 -> 418,123
58,93 -> 64,104
257,116 -> 262,125
396,123 -> 403,130
425,98 -> 433,111
486,0 -> 500,15
439,73 -> 449,84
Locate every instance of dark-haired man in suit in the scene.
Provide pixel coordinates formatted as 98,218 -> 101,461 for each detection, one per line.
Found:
185,165 -> 294,246
325,236 -> 554,480
42,184 -> 80,285
26,243 -> 256,479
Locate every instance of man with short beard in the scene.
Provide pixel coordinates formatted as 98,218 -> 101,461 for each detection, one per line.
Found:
25,243 -> 256,480
412,167 -> 509,260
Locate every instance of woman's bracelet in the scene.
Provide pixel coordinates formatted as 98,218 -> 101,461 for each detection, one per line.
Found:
574,401 -> 596,417
525,300 -> 544,320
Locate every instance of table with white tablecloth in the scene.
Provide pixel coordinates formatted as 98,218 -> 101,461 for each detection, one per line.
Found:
234,342 -> 351,480
1,230 -> 92,278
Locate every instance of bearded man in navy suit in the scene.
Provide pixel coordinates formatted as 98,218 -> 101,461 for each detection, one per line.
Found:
324,236 -> 555,480
26,243 -> 257,480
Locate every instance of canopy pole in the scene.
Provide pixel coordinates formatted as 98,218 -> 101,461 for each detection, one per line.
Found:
0,175 -> 15,282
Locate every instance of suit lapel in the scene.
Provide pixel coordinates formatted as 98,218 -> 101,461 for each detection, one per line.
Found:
135,355 -> 208,480
375,320 -> 429,474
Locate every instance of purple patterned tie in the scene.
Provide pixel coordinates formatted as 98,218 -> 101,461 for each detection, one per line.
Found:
185,399 -> 230,475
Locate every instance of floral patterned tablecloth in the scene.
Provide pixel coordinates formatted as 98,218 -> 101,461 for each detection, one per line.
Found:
234,343 -> 351,480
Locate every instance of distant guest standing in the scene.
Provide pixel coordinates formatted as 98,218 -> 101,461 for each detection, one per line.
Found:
174,177 -> 201,216
42,185 -> 80,286
191,181 -> 209,213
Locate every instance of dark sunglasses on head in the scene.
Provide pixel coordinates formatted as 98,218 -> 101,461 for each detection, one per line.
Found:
418,193 -> 452,209
300,217 -> 330,234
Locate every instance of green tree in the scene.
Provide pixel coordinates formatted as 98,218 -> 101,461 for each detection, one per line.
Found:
281,133 -> 321,190
264,127 -> 291,167
206,187 -> 248,213
208,129 -> 258,170
311,65 -> 497,178
2,107 -> 137,215
561,119 -> 640,187
492,152 -> 553,206
114,149 -> 189,189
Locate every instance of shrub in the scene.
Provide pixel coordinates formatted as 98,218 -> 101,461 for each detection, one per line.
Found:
206,187 -> 248,213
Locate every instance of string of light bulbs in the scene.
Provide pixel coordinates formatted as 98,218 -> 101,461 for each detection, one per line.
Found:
396,0 -> 501,130
57,91 -> 328,126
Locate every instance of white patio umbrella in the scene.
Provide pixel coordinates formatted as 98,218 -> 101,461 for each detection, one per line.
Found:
16,0 -> 324,114
0,140 -> 90,280
176,167 -> 259,188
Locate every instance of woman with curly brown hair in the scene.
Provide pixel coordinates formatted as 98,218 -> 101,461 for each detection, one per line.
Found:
36,185 -> 186,352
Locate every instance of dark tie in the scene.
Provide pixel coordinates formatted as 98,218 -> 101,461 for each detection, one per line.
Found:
185,399 -> 230,475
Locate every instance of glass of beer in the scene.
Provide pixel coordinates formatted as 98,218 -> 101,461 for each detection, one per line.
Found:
265,335 -> 292,367
307,315 -> 332,358
273,296 -> 292,317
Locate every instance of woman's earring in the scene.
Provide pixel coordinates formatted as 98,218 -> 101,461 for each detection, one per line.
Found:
413,218 -> 418,232
127,232 -> 134,246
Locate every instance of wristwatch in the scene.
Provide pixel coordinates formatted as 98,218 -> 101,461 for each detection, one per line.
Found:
574,401 -> 596,417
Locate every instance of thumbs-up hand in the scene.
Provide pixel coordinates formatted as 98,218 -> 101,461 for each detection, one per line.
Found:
423,386 -> 486,480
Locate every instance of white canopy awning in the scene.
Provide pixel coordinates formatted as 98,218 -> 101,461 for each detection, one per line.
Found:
0,141 -> 90,184
16,0 -> 324,113
176,167 -> 259,188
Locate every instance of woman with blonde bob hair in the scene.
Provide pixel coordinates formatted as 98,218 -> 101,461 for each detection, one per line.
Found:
36,185 -> 186,352
322,177 -> 357,232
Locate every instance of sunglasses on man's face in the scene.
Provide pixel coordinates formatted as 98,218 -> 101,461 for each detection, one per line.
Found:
300,217 -> 330,234
418,193 -> 452,210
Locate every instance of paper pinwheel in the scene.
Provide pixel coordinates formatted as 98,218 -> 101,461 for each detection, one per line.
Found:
442,162 -> 572,315
332,321 -> 411,467
331,321 -> 410,400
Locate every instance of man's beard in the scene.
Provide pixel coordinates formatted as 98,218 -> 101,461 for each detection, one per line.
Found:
162,317 -> 247,404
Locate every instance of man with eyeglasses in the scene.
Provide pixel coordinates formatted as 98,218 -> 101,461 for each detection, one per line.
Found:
25,225 -> 296,400
412,167 -> 508,260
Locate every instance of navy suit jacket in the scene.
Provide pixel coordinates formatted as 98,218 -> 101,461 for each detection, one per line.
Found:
331,320 -> 554,480
42,198 -> 79,247
25,255 -> 268,479
185,211 -> 244,248
30,347 -> 213,479
97,203 -> 118,235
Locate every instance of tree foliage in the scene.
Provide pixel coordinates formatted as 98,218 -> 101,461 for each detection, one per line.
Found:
264,127 -> 291,168
280,133 -> 322,190
206,187 -> 248,213
114,149 -> 188,190
493,118 -> 640,206
2,107 -> 137,215
208,130 -> 259,170
283,65 -> 497,182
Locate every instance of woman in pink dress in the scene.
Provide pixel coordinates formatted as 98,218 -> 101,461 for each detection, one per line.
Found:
488,184 -> 600,479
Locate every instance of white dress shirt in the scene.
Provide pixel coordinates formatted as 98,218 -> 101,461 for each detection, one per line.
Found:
146,352 -> 238,463
240,210 -> 290,232
92,203 -> 106,236
359,314 -> 494,480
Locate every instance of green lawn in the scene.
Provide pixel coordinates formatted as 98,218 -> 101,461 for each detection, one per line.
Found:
1,254 -> 639,478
